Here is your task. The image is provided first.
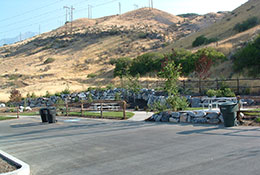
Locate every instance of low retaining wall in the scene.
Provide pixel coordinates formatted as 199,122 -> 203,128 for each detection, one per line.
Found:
146,110 -> 224,124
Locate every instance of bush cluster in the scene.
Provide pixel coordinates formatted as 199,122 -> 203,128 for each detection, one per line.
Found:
232,34 -> 260,77
206,88 -> 235,97
192,35 -> 219,47
233,17 -> 259,33
111,48 -> 226,78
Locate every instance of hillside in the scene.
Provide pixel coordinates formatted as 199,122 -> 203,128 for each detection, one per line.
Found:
0,8 -> 227,101
171,0 -> 260,50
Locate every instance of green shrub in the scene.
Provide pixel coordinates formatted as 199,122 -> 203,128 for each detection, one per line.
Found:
206,88 -> 235,97
129,52 -> 164,76
87,73 -> 97,78
206,89 -> 217,97
44,91 -> 51,98
111,57 -> 132,78
61,88 -> 70,94
192,35 -> 219,47
43,58 -> 55,64
192,35 -> 208,47
255,117 -> 260,123
233,17 -> 258,33
232,34 -> 260,77
137,32 -> 148,39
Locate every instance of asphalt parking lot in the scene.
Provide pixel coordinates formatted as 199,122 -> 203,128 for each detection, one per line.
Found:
0,116 -> 260,175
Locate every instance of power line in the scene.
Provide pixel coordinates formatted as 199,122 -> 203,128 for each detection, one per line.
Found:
70,6 -> 75,33
0,0 -> 65,23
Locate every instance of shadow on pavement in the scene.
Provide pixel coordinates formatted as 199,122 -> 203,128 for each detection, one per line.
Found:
177,124 -> 260,138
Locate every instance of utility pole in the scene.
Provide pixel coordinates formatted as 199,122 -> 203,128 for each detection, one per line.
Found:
119,2 -> 121,15
88,5 -> 92,19
63,6 -> 70,35
151,0 -> 153,9
70,5 -> 75,34
148,0 -> 151,9
20,32 -> 22,41
39,25 -> 41,35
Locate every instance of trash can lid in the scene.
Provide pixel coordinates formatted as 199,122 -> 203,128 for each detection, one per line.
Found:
219,102 -> 237,106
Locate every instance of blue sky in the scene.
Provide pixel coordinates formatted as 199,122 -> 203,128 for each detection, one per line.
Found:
0,0 -> 248,40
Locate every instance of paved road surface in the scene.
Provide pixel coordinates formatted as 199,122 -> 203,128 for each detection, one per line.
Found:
0,116 -> 260,175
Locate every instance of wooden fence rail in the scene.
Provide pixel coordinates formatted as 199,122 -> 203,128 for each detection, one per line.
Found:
141,78 -> 260,95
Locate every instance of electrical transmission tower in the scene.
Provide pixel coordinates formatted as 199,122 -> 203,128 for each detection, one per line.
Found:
88,5 -> 92,19
63,6 -> 70,34
119,2 -> 121,15
70,6 -> 75,34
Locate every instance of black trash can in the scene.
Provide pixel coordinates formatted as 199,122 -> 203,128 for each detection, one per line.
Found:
47,107 -> 57,123
40,108 -> 48,123
219,102 -> 238,127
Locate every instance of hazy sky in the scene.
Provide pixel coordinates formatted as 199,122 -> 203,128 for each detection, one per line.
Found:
0,0 -> 248,39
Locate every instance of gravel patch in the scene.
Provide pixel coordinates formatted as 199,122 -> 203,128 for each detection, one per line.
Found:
0,155 -> 18,173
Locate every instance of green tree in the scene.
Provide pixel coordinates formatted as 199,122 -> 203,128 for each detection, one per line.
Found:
129,52 -> 163,76
158,60 -> 188,111
233,17 -> 258,33
126,74 -> 142,103
192,35 -> 208,47
232,35 -> 260,77
110,57 -> 132,78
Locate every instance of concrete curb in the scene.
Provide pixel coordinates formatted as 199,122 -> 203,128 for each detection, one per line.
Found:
0,150 -> 30,175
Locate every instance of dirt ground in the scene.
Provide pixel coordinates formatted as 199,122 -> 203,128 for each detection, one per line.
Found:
0,157 -> 17,173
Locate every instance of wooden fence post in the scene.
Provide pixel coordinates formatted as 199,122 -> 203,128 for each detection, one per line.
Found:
17,106 -> 19,118
81,102 -> 83,117
100,103 -> 103,118
66,102 -> 68,116
237,78 -> 240,94
123,101 -> 126,120
216,78 -> 219,90
198,79 -> 202,95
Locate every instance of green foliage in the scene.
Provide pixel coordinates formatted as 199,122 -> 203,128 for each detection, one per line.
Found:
130,52 -> 164,76
110,57 -> 132,78
111,48 -> 225,78
167,49 -> 195,76
232,35 -> 260,77
115,92 -> 121,101
126,74 -> 142,94
149,101 -> 168,112
158,61 -> 181,95
44,91 -> 51,98
106,83 -> 115,90
166,96 -> 188,111
233,17 -> 259,33
87,73 -> 97,78
87,93 -> 93,103
206,88 -> 235,97
255,117 -> 260,123
43,57 -> 55,64
177,13 -> 200,18
30,92 -> 37,99
192,35 -> 219,47
158,60 -> 188,111
54,92 -> 61,97
192,35 -> 208,47
193,47 -> 226,64
61,88 -> 70,94
137,32 -> 148,39
206,89 -> 217,97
